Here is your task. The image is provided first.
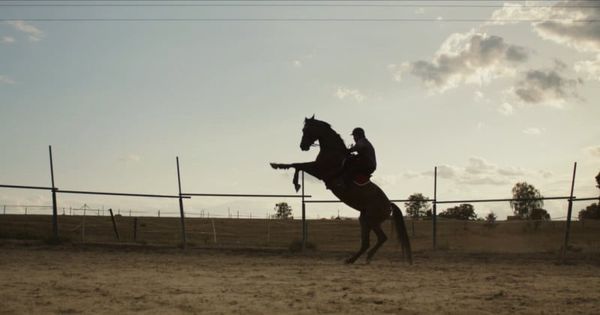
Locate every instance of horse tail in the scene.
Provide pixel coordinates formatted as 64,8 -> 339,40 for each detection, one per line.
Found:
391,203 -> 413,265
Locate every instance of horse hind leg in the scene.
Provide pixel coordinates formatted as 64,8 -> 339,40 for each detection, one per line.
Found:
345,215 -> 370,264
366,224 -> 388,263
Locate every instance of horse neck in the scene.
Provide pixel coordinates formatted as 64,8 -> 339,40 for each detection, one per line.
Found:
317,127 -> 346,155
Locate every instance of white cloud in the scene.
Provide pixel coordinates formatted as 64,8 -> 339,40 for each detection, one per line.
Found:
388,63 -> 409,82
489,1 -> 600,53
584,145 -> 600,158
474,90 -> 490,103
574,54 -> 600,81
5,20 -> 43,41
522,127 -> 544,135
465,157 -> 497,175
334,87 -> 366,103
498,102 -> 514,116
416,157 -> 546,186
0,75 -> 15,84
401,30 -> 528,92
1,36 -> 15,44
499,167 -> 527,177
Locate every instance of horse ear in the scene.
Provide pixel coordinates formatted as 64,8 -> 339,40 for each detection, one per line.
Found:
311,114 -> 315,120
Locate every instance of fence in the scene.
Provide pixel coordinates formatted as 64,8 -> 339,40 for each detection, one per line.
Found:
1,146 -> 599,257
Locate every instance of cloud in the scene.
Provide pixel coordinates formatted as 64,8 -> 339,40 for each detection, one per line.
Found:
513,69 -> 581,105
1,36 -> 15,44
574,54 -> 600,81
522,127 -> 544,135
398,30 -> 528,92
499,167 -> 527,177
584,145 -> 600,158
465,157 -> 497,175
5,20 -> 44,41
334,87 -> 366,102
411,157 -> 547,186
497,102 -> 514,116
118,154 -> 141,162
0,75 -> 15,84
489,1 -> 600,53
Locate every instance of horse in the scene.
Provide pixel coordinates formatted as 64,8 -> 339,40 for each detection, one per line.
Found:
270,116 -> 412,264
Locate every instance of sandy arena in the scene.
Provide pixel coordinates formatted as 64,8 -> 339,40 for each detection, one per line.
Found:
1,243 -> 599,314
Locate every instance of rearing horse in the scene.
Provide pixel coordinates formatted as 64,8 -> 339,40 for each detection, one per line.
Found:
271,116 -> 412,264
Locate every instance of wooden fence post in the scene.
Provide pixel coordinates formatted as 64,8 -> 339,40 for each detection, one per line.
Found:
109,208 -> 120,241
49,146 -> 59,240
133,217 -> 138,242
562,162 -> 577,261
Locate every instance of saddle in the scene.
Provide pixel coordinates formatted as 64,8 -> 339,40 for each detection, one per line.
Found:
352,174 -> 372,186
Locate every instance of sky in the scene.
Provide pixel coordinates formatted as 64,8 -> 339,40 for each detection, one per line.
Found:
0,1 -> 599,220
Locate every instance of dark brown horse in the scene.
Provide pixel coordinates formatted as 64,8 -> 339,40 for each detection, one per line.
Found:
271,116 -> 412,264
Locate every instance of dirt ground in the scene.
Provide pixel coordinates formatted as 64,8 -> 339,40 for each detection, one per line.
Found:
1,243 -> 599,315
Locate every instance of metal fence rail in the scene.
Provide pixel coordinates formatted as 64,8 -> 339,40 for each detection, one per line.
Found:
1,146 -> 598,259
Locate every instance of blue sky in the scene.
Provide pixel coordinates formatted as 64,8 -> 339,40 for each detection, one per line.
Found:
1,1 -> 599,219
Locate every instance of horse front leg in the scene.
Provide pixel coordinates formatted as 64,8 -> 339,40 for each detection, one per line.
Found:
270,162 -> 320,192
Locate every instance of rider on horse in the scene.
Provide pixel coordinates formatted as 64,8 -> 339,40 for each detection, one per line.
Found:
346,127 -> 377,183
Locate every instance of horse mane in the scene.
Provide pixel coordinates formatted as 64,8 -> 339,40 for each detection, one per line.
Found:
309,119 -> 347,152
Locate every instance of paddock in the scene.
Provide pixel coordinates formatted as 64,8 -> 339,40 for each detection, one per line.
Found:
1,243 -> 599,314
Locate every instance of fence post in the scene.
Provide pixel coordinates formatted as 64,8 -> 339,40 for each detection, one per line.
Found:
109,208 -> 120,241
562,162 -> 577,260
301,171 -> 306,250
2,205 -> 5,215
49,145 -> 59,240
176,157 -> 187,249
433,166 -> 438,250
211,219 -> 217,243
81,206 -> 86,243
133,217 -> 138,242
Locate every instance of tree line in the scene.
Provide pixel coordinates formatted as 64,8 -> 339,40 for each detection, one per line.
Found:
272,171 -> 600,221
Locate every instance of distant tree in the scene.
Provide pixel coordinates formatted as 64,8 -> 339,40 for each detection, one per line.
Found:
404,193 -> 431,219
510,182 -> 544,219
596,171 -> 600,203
578,203 -> 600,220
578,172 -> 600,220
274,202 -> 293,219
484,212 -> 497,227
529,208 -> 551,230
529,208 -> 550,221
439,204 -> 477,220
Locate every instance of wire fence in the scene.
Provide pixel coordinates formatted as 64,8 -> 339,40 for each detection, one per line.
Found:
2,213 -> 600,254
1,146 -> 599,258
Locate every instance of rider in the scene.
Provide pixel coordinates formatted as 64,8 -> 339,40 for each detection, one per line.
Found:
345,127 -> 377,182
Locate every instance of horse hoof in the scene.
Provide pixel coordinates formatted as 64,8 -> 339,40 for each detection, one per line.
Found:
294,184 -> 301,192
344,258 -> 355,264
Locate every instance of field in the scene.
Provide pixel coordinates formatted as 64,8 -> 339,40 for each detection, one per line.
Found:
1,215 -> 600,314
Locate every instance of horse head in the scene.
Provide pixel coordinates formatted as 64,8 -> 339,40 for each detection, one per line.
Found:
300,115 -> 320,151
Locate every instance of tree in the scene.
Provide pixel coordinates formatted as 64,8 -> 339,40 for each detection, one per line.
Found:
579,203 -> 600,220
404,193 -> 431,219
484,212 -> 497,227
510,182 -> 543,219
529,208 -> 550,221
439,204 -> 477,220
274,202 -> 293,219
